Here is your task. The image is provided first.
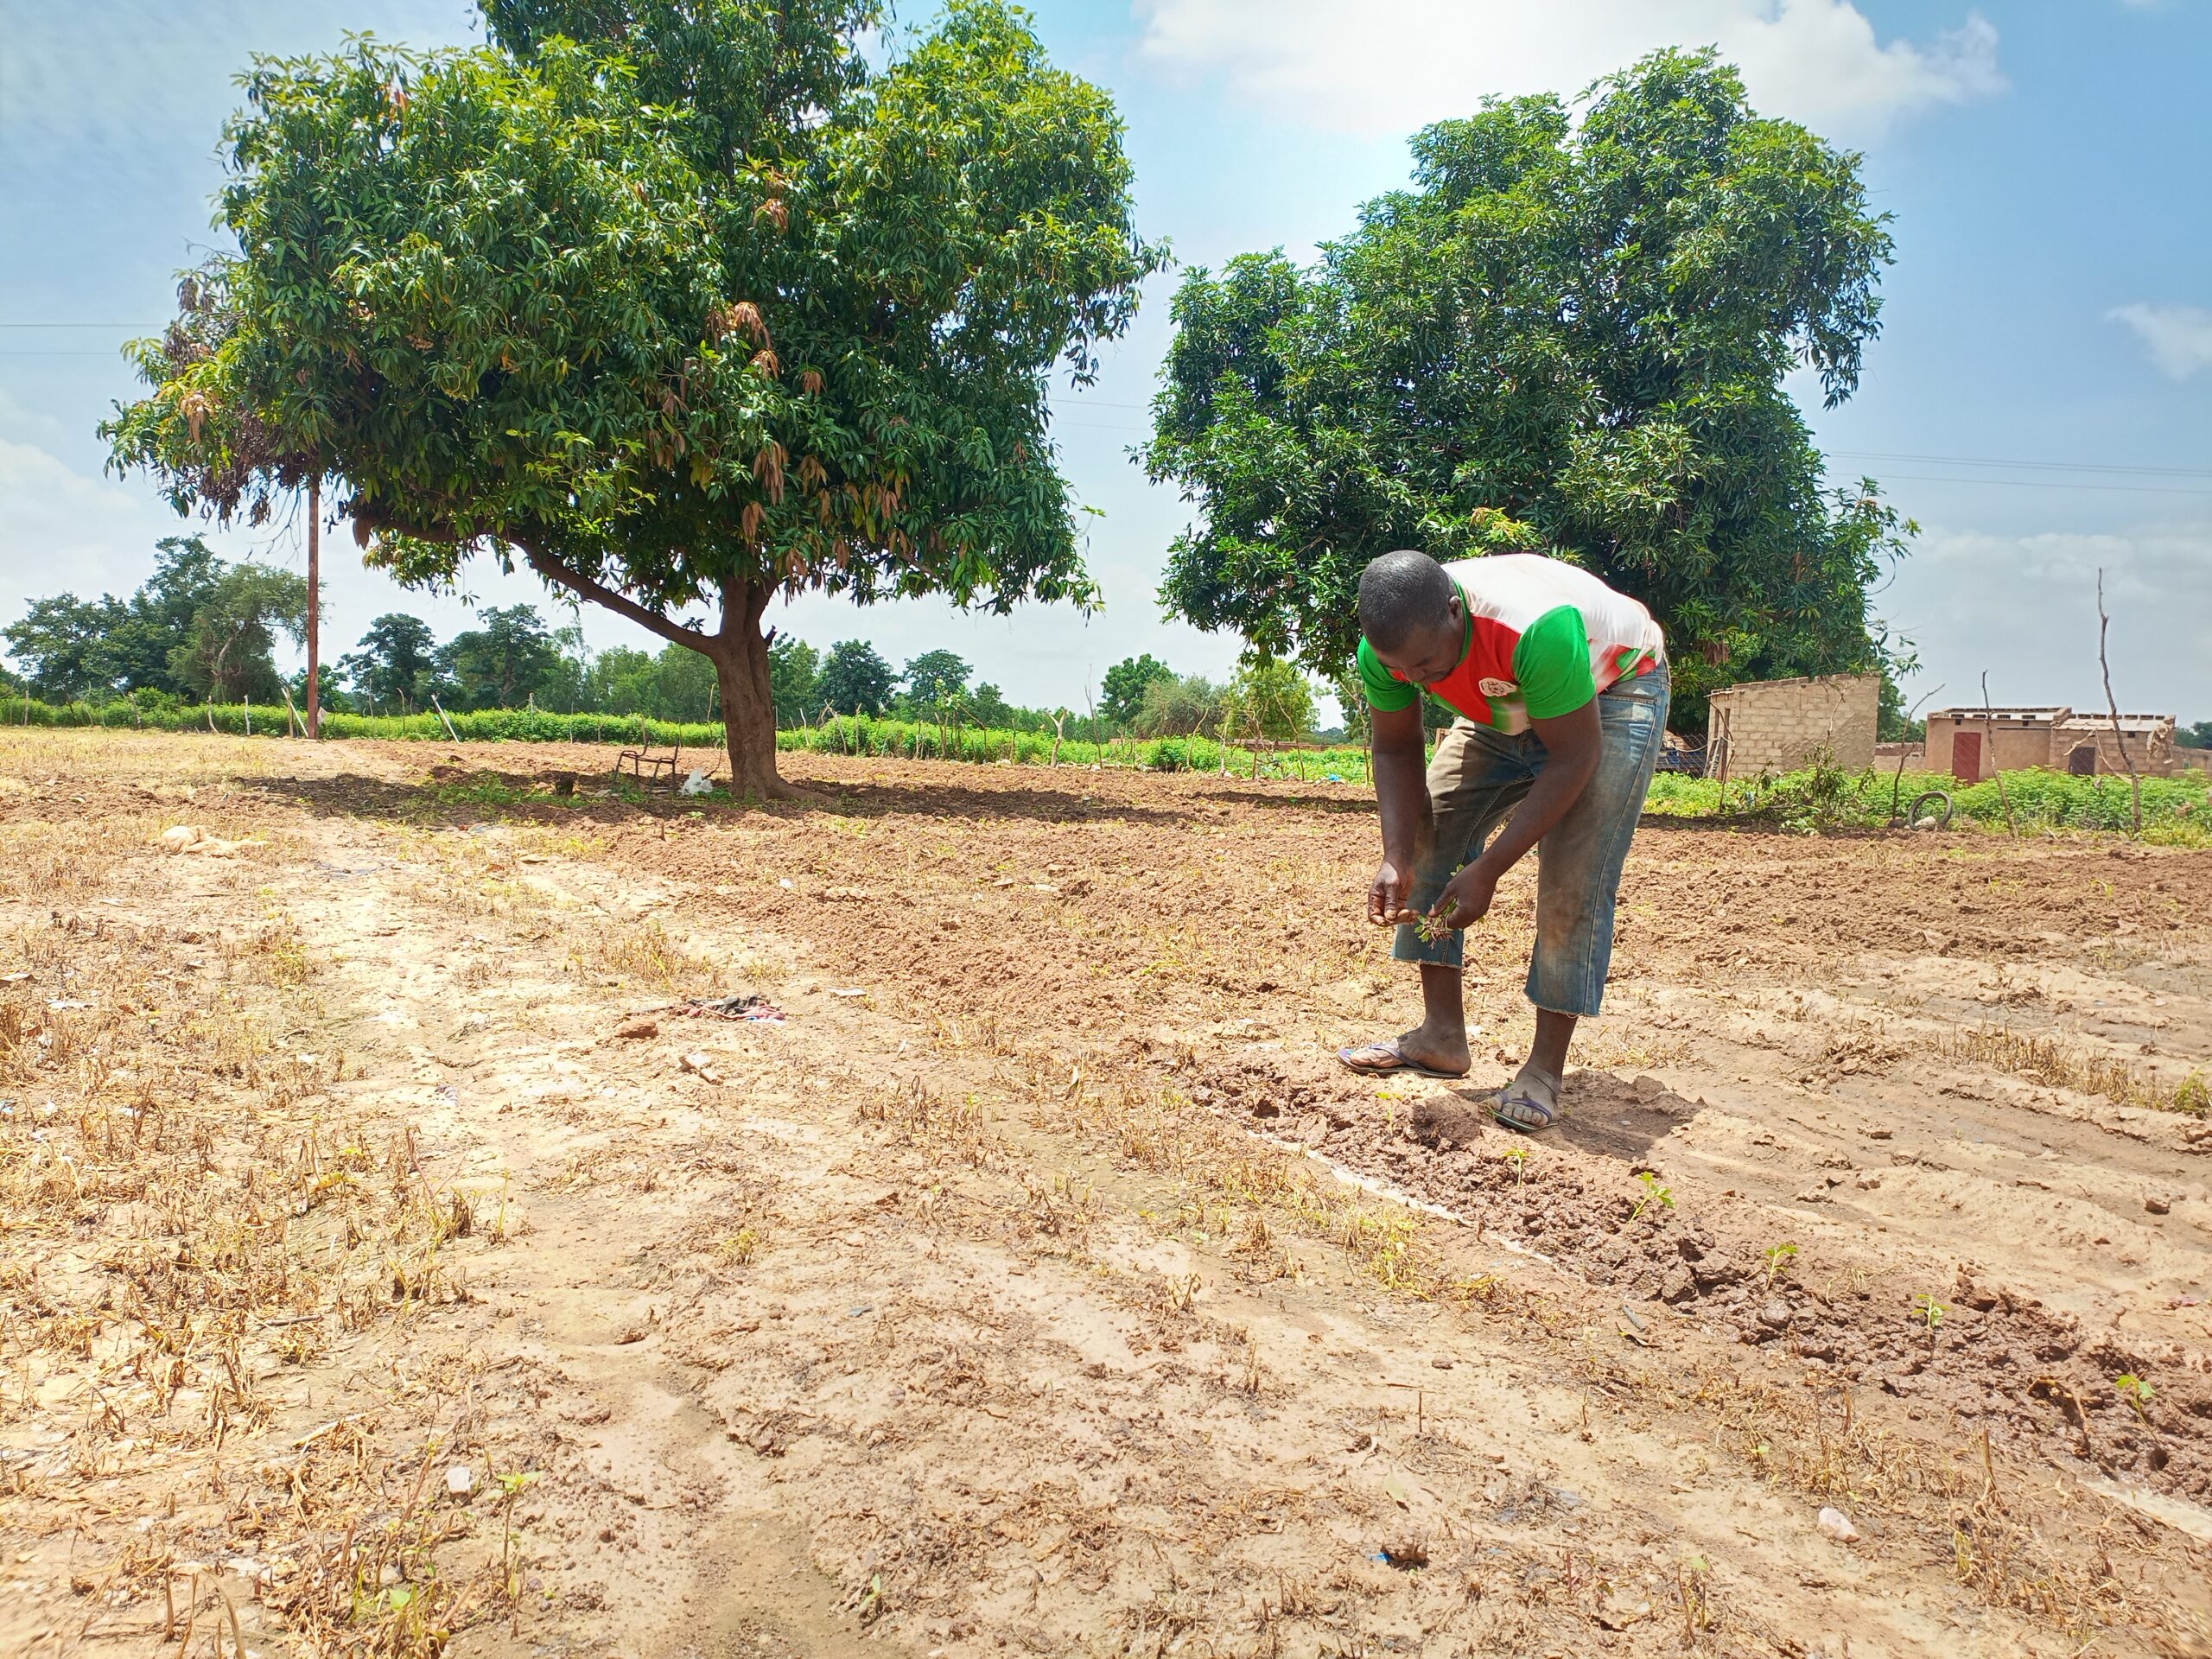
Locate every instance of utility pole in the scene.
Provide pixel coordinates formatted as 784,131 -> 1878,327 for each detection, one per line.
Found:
306,478 -> 321,738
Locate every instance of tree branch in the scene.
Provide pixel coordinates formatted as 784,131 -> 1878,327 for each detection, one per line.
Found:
514,538 -> 709,653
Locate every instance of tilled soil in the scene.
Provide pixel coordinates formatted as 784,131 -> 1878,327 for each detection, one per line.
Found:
3,732 -> 2209,1658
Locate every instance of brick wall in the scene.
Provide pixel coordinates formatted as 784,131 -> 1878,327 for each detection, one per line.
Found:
1705,673 -> 1878,777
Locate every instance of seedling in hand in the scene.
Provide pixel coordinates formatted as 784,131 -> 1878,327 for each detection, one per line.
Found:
1629,1171 -> 1674,1224
2114,1373 -> 2155,1421
1914,1294 -> 1947,1351
1414,906 -> 1455,945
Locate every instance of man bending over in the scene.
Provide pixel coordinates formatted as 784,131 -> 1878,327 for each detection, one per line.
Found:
1338,550 -> 1669,1133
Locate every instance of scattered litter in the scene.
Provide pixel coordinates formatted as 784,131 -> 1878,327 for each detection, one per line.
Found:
160,824 -> 265,857
0,972 -> 29,983
1817,1506 -> 1859,1543
1376,1539 -> 1429,1569
680,1052 -> 723,1084
779,878 -> 794,889
830,988 -> 868,999
435,1084 -> 459,1106
46,999 -> 94,1013
846,1305 -> 874,1319
679,769 -> 715,797
631,993 -> 784,1025
444,1465 -> 475,1497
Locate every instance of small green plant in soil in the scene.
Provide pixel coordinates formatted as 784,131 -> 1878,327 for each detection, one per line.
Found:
1629,1171 -> 1674,1224
1914,1294 -> 1947,1350
2114,1373 -> 2156,1421
1762,1241 -> 1799,1287
1502,1143 -> 1530,1185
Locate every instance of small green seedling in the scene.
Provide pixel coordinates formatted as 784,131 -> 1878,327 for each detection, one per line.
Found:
2114,1374 -> 2155,1421
1503,1143 -> 1530,1185
1914,1294 -> 1947,1348
1762,1242 -> 1799,1288
1629,1171 -> 1674,1224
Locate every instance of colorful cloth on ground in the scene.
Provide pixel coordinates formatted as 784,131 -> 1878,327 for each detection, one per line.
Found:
1356,554 -> 1666,734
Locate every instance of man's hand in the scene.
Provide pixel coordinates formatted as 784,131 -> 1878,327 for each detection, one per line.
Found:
1431,861 -> 1500,932
1368,857 -> 1417,926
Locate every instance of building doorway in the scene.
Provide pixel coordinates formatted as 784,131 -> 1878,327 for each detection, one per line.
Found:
1953,729 -> 1982,782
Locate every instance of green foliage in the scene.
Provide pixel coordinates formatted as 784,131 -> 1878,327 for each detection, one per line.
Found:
1223,658 -> 1317,742
1135,673 -> 1224,738
438,605 -> 562,711
2184,721 -> 2212,750
166,562 -> 308,703
1142,49 -> 1910,726
339,612 -> 442,713
103,0 -> 1162,788
2,536 -> 227,701
1644,764 -> 2211,842
817,639 -> 896,716
1101,652 -> 1173,728
902,649 -> 972,708
767,635 -> 821,725
965,681 -> 1014,728
582,640 -> 720,722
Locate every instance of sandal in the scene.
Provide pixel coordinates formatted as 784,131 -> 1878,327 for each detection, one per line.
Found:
1336,1039 -> 1470,1080
1489,1085 -> 1556,1135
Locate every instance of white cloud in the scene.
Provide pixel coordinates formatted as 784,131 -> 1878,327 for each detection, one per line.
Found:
1891,517 -> 2212,718
0,433 -> 179,613
2108,303 -> 2212,380
1134,0 -> 2002,137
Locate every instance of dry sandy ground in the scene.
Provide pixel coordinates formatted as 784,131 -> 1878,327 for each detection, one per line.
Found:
1,730 -> 2208,1659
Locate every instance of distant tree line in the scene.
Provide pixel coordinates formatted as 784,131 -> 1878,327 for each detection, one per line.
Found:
3,550 -> 1332,739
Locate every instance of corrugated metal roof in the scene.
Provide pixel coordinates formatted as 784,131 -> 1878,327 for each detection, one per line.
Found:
2056,715 -> 2172,734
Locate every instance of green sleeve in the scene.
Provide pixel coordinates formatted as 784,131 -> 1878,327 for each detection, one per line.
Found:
1512,605 -> 1597,718
1355,637 -> 1419,712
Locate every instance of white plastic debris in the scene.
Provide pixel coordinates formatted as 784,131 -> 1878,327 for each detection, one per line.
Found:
1816,1506 -> 1859,1542
445,1464 -> 475,1497
679,769 -> 714,796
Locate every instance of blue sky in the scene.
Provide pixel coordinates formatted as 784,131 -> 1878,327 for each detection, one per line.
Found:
3,0 -> 2207,723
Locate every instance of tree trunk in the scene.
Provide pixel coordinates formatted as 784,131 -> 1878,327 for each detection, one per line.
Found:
707,581 -> 793,800
306,480 -> 321,739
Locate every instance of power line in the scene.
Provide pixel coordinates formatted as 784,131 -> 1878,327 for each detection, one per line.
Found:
1830,448 -> 2212,480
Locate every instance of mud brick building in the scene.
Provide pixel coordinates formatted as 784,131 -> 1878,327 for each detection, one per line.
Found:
1704,672 -> 1878,780
1924,707 -> 2180,780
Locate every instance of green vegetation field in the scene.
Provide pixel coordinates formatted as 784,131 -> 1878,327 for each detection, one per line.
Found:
7,696 -> 2204,841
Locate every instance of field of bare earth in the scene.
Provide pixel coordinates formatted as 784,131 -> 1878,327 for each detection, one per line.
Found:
2,728 -> 2208,1659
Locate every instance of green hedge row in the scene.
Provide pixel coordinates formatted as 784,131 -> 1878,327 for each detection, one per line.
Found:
10,698 -> 2204,837
0,697 -> 1369,779
1646,765 -> 2209,840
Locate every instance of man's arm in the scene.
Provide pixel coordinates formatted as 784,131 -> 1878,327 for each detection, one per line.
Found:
1367,701 -> 1432,925
1432,698 -> 1601,928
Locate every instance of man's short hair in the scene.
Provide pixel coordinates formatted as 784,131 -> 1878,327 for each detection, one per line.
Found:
1357,550 -> 1455,652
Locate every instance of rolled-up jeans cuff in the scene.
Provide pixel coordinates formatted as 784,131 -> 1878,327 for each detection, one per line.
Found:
1389,837 -> 1469,968
1390,918 -> 1463,969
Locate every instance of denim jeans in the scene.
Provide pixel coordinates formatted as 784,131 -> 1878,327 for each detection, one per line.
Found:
1392,663 -> 1669,1018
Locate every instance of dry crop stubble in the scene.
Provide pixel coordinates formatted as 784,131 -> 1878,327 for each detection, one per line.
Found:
5,734 -> 2211,1656
0,772 -> 525,1653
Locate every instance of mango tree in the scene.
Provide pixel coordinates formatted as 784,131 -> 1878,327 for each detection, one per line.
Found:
106,0 -> 1162,796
